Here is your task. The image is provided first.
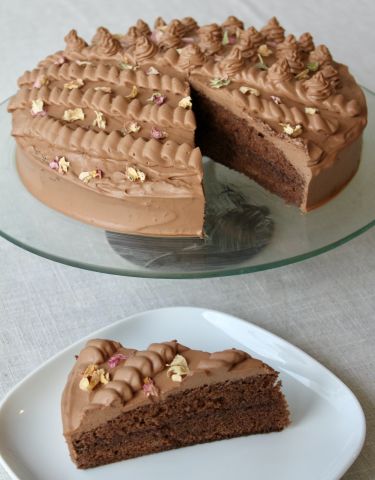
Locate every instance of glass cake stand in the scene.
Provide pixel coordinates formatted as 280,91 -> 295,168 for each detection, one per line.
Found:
0,88 -> 374,279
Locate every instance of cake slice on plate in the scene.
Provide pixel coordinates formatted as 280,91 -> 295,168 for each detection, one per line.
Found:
62,338 -> 290,468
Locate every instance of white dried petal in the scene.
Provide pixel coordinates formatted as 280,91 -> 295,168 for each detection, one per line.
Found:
93,110 -> 106,129
239,86 -> 260,96
64,78 -> 84,89
63,108 -> 85,122
178,96 -> 193,109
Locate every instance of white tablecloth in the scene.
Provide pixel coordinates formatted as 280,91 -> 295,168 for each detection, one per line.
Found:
1,1 -> 374,478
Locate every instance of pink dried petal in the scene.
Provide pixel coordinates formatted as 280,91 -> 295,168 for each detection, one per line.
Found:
229,35 -> 237,44
151,126 -> 167,140
54,55 -> 66,65
33,78 -> 42,89
150,30 -> 164,44
153,93 -> 167,106
93,169 -> 104,179
107,353 -> 128,369
142,377 -> 159,397
271,95 -> 282,105
182,37 -> 195,44
49,160 -> 59,170
31,110 -> 47,117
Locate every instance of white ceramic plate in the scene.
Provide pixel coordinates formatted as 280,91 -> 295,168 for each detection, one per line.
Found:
0,307 -> 365,480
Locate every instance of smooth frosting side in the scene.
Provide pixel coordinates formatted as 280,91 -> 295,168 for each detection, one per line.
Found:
61,339 -> 274,434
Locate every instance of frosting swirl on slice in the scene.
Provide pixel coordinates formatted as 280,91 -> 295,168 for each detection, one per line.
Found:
135,19 -> 151,37
221,15 -> 244,34
181,17 -> 198,36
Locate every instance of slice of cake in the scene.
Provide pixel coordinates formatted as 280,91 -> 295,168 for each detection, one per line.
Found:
8,17 -> 367,236
62,339 -> 290,468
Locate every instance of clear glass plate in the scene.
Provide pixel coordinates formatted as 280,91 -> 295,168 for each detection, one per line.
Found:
0,88 -> 374,279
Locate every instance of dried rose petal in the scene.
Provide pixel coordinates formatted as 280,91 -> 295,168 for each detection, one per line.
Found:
167,354 -> 190,382
108,353 -> 129,369
147,92 -> 167,106
146,66 -> 160,76
271,95 -> 282,104
54,56 -> 66,65
142,377 -> 159,397
151,126 -> 167,140
31,99 -> 47,117
49,160 -> 59,170
78,169 -> 103,183
33,75 -> 49,89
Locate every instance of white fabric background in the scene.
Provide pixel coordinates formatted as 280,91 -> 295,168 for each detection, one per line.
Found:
0,1 -> 374,478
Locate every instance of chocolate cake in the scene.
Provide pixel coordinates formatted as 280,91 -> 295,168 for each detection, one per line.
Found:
62,339 -> 290,468
8,16 -> 367,237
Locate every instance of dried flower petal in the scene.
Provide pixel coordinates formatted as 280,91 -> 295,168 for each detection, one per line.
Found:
178,96 -> 192,109
209,77 -> 231,89
125,85 -> 138,100
151,126 -> 167,140
54,56 -> 66,65
108,353 -> 129,368
258,44 -> 273,57
57,156 -> 70,174
270,95 -> 282,104
30,99 -> 47,117
280,123 -> 303,137
305,106 -> 319,115
119,61 -> 138,71
33,75 -> 49,89
94,86 -> 112,93
239,86 -> 260,96
167,354 -> 190,382
222,30 -> 230,46
79,364 -> 110,392
64,78 -> 84,89
75,60 -> 92,66
63,108 -> 85,122
295,68 -> 310,80
146,66 -> 160,75
147,92 -> 167,105
78,169 -> 103,183
126,166 -> 146,182
307,61 -> 319,72
93,110 -> 106,129
49,159 -> 59,170
124,121 -> 141,134
255,53 -> 268,70
142,377 -> 159,397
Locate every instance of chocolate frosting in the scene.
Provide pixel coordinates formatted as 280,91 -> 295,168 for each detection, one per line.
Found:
198,23 -> 222,55
261,16 -> 285,44
304,71 -> 335,101
158,20 -> 184,49
309,44 -> 333,65
221,15 -> 244,34
220,46 -> 245,76
178,44 -> 206,70
8,15 -> 368,230
298,32 -> 314,53
181,16 -> 198,36
64,29 -> 87,53
91,27 -> 120,56
62,339 -> 273,434
134,35 -> 158,62
268,58 -> 293,82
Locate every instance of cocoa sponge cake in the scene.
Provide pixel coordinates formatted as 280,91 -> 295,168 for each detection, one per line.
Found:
62,339 -> 290,468
8,16 -> 367,236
